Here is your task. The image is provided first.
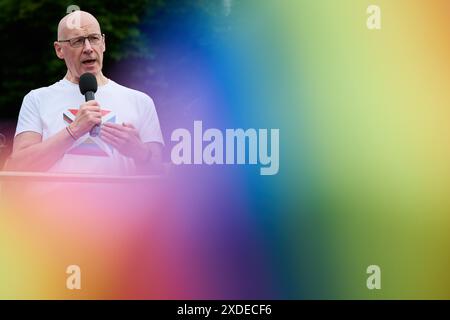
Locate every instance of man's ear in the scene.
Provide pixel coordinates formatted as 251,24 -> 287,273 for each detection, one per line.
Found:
54,41 -> 64,59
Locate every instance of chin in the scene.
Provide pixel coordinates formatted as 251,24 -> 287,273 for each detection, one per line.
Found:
81,68 -> 98,75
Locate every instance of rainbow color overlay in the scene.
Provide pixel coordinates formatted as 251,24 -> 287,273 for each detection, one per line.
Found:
2,0 -> 450,299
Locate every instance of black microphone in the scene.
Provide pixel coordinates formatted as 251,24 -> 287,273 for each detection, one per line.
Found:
79,72 -> 100,137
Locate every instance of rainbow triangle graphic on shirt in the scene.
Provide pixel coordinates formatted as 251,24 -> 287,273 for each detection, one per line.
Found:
63,108 -> 116,157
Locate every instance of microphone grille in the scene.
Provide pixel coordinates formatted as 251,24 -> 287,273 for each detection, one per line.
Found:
79,72 -> 98,95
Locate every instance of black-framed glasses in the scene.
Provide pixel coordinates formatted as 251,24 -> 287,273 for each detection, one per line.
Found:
58,33 -> 104,48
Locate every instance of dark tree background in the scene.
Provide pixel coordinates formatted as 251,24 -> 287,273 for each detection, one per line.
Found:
0,0 -> 233,163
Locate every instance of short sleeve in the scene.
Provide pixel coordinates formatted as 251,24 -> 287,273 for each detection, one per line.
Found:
15,90 -> 43,137
138,94 -> 164,145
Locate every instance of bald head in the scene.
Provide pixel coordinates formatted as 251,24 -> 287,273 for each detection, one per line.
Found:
57,11 -> 101,40
54,10 -> 107,84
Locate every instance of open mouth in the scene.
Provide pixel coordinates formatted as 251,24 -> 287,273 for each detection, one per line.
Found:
82,59 -> 96,66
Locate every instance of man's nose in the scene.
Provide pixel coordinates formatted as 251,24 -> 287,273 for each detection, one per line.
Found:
82,38 -> 93,53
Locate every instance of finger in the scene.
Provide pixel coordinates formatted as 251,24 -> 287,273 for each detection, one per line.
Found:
104,123 -> 139,139
79,107 -> 101,115
100,130 -> 126,144
88,112 -> 101,120
103,122 -> 130,131
87,114 -> 102,123
122,123 -> 140,137
101,125 -> 124,135
100,131 -> 122,147
84,106 -> 101,112
100,132 -> 116,144
84,100 -> 100,107
90,111 -> 103,118
102,123 -> 133,137
122,122 -> 136,129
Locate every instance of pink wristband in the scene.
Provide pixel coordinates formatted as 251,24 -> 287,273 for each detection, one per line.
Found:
66,125 -> 78,140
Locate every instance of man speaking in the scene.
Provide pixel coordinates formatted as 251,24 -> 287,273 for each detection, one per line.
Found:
5,10 -> 164,175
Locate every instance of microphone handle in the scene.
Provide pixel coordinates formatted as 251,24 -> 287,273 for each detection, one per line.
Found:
84,91 -> 100,137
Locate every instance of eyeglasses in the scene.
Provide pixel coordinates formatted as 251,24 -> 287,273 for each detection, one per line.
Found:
58,33 -> 104,48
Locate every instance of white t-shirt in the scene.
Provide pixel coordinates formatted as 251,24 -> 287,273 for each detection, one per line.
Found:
15,78 -> 164,175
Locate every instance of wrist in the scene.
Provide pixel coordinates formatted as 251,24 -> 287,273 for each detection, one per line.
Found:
66,124 -> 79,140
68,123 -> 82,140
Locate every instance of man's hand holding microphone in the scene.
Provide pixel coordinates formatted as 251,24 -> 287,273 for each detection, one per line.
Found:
66,72 -> 151,164
67,100 -> 102,140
